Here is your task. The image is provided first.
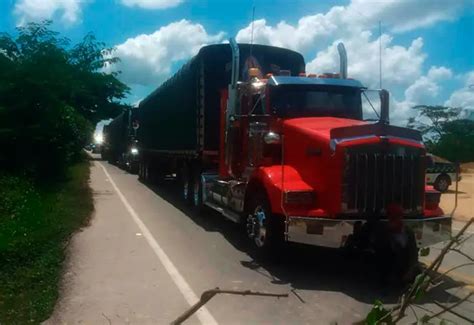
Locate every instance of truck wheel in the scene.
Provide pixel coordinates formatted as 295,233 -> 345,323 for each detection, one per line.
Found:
192,170 -> 203,210
144,161 -> 149,182
246,193 -> 283,253
374,226 -> 420,285
139,161 -> 144,180
180,165 -> 192,204
130,162 -> 139,175
434,174 -> 450,192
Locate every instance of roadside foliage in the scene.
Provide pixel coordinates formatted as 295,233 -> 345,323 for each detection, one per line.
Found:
0,21 -> 127,323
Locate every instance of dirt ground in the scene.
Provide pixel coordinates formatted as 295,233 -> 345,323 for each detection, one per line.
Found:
439,164 -> 474,221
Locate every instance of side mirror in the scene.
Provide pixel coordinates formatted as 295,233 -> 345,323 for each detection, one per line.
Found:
379,89 -> 389,124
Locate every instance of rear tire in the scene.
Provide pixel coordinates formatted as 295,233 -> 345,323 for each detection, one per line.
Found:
434,174 -> 450,192
180,164 -> 192,204
138,161 -> 145,181
191,168 -> 204,212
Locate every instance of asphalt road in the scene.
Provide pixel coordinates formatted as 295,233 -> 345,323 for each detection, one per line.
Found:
48,158 -> 474,324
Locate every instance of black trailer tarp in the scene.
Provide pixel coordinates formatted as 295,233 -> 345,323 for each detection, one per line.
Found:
138,43 -> 305,154
106,111 -> 129,158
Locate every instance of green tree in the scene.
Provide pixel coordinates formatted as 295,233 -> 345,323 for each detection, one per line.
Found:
0,20 -> 129,177
407,105 -> 473,162
407,105 -> 461,141
432,119 -> 474,163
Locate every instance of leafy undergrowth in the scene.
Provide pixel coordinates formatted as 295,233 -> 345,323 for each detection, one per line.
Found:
0,161 -> 93,324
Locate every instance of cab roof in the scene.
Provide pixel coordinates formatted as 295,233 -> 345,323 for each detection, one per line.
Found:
268,76 -> 365,88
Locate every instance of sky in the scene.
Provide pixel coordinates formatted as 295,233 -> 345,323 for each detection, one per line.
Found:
1,0 -> 473,126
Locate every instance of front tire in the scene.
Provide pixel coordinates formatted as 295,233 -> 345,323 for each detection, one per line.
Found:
245,193 -> 283,253
373,225 -> 420,285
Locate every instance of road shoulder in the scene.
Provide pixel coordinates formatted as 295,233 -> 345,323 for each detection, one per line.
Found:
46,161 -> 197,324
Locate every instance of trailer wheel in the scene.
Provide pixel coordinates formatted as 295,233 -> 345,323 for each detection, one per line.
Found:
144,160 -> 150,183
138,161 -> 143,180
180,165 -> 192,204
245,193 -> 283,253
192,169 -> 203,210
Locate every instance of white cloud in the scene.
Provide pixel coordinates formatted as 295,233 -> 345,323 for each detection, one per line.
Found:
236,7 -> 343,51
14,0 -> 85,25
427,66 -> 453,81
120,0 -> 182,10
388,66 -> 453,125
106,19 -> 224,86
345,0 -> 465,33
306,32 -> 426,90
445,71 -> 474,111
405,66 -> 453,103
236,0 -> 466,52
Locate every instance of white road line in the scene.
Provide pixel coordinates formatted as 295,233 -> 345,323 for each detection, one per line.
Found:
98,162 -> 218,325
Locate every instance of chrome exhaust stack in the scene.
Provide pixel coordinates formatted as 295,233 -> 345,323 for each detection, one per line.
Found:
337,42 -> 348,79
225,38 -> 240,170
228,37 -> 240,116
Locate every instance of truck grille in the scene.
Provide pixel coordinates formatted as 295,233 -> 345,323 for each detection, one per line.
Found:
342,145 -> 425,215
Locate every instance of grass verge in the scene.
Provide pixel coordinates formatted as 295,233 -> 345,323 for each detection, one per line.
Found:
0,160 -> 93,324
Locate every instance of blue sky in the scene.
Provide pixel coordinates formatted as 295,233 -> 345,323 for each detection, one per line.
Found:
1,0 -> 473,124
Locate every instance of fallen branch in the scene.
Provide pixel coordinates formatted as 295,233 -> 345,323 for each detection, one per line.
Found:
450,248 -> 474,262
433,300 -> 474,323
171,288 -> 288,324
394,217 -> 474,321
422,293 -> 473,322
431,262 -> 474,284
455,233 -> 473,247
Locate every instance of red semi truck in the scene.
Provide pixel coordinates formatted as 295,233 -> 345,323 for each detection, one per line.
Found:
137,40 -> 451,274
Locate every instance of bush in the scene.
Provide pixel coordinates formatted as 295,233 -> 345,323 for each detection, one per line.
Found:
0,162 -> 93,324
0,104 -> 93,178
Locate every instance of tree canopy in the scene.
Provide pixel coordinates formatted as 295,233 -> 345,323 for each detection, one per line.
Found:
0,21 -> 129,177
407,105 -> 474,163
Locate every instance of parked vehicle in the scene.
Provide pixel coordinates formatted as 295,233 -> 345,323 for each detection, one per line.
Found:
101,109 -> 139,172
426,154 -> 461,192
135,40 -> 451,278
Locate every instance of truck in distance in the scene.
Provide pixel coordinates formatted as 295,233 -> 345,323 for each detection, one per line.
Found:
101,108 -> 139,173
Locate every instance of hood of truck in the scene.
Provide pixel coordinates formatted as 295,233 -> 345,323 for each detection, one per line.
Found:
283,117 -> 367,143
280,116 -> 425,218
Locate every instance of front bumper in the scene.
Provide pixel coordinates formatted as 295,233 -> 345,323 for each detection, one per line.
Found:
287,216 -> 452,249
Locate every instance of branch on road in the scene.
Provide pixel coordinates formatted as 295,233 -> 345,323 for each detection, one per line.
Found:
433,299 -> 474,323
450,248 -> 474,261
422,293 -> 473,323
171,288 -> 289,325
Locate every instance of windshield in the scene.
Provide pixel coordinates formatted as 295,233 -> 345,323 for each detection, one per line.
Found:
271,85 -> 362,120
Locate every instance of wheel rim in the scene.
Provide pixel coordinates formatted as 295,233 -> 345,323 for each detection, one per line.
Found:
193,178 -> 200,207
183,179 -> 189,201
247,206 -> 267,248
438,179 -> 449,191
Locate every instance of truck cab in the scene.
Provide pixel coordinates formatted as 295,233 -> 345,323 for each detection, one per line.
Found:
135,40 -> 451,280
201,40 -> 451,270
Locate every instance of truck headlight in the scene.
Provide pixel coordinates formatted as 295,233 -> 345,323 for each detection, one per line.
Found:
131,148 -> 139,155
263,132 -> 281,144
